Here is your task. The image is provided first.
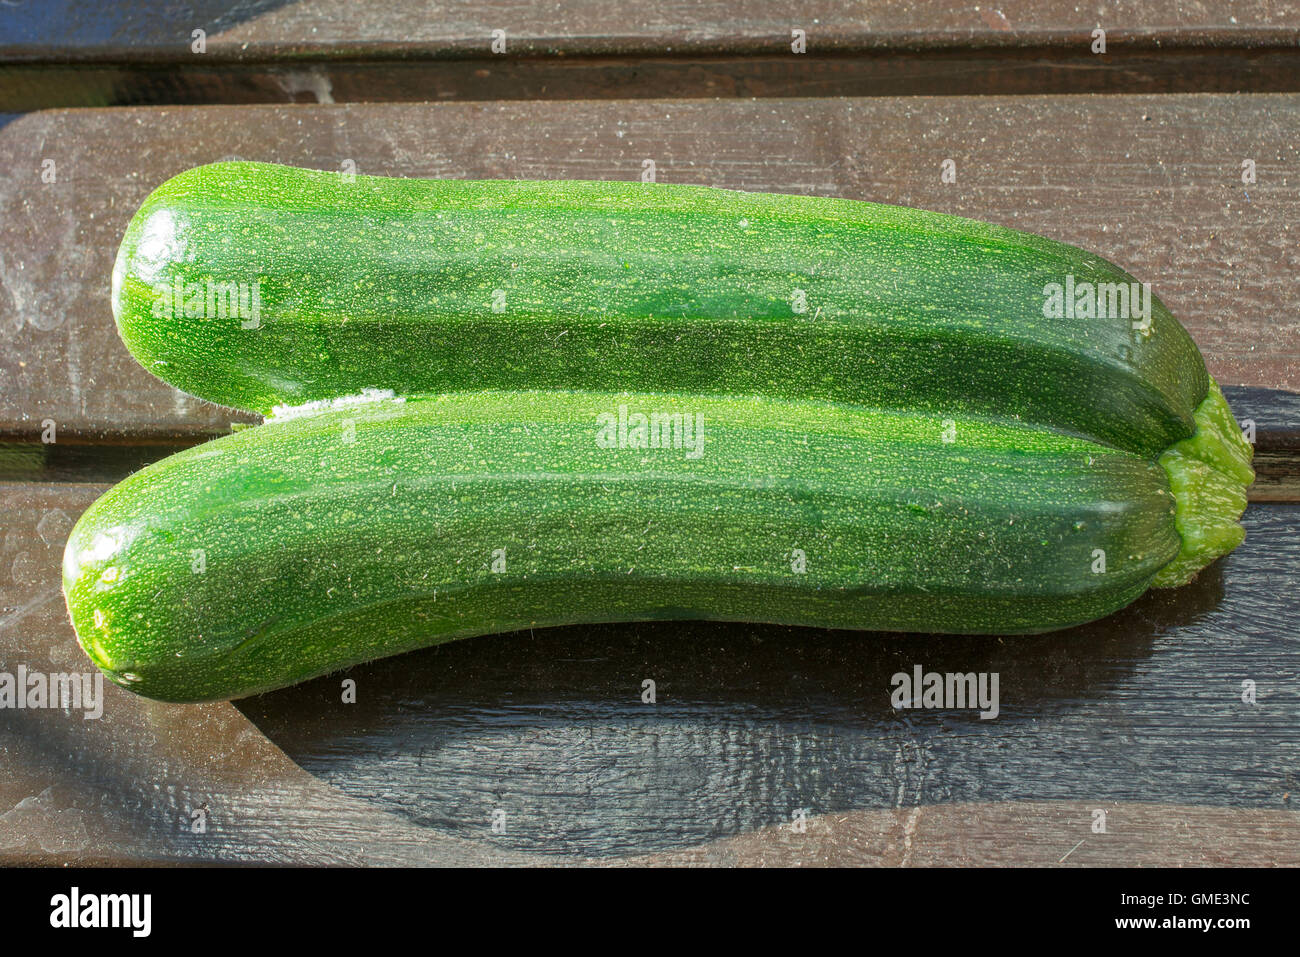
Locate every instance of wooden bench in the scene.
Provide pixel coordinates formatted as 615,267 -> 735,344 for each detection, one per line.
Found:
2,2 -> 1297,865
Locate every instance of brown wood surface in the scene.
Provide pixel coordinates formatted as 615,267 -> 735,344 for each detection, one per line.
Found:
2,2 -> 1298,109
6,0 -> 1298,54
1,94 -> 1298,442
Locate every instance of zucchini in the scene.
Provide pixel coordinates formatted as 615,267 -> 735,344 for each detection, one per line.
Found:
114,161 -> 1207,458
63,387 -> 1251,703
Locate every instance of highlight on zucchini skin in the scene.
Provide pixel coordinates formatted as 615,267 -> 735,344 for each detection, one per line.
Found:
60,388 -> 1248,704
113,161 -> 1207,459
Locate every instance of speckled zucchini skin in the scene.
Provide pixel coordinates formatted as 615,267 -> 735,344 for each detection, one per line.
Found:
63,391 -> 1182,702
113,161 -> 1207,458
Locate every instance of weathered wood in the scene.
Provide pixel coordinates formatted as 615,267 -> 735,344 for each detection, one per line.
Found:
3,481 -> 1296,864
638,801 -> 1300,866
1224,387 -> 1300,499
2,2 -> 1298,109
9,0 -> 1300,54
0,440 -> 196,484
5,50 -> 1300,113
2,95 -> 1298,440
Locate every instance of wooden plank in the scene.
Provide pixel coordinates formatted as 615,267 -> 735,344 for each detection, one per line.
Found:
639,801 -> 1300,866
1225,386 -> 1300,500
4,50 -> 1299,113
8,0 -> 1300,54
3,481 -> 1296,864
2,2 -> 1298,109
2,95 -> 1298,441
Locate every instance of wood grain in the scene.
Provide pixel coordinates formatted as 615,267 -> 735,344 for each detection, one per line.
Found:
637,801 -> 1300,866
3,481 -> 1295,863
2,2 -> 1298,109
7,0 -> 1299,54
1,95 -> 1297,440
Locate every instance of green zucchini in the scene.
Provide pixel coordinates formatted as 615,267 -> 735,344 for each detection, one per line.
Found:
63,387 -> 1251,702
113,161 -> 1207,458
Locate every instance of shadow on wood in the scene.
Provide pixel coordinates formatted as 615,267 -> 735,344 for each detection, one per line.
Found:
234,530 -> 1293,859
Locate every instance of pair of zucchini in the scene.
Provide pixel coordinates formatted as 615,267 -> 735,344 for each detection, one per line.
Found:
63,162 -> 1253,701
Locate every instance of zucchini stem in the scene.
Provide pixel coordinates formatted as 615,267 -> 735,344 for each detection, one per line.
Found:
1153,377 -> 1254,586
